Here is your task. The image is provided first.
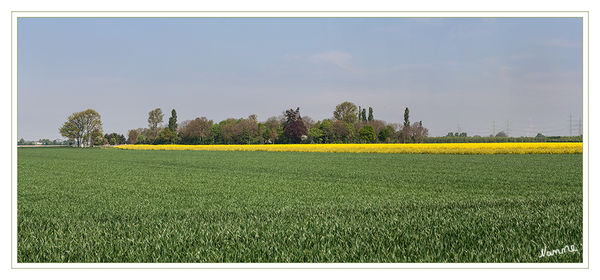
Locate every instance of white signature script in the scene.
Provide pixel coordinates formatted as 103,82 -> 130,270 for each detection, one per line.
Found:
539,244 -> 579,258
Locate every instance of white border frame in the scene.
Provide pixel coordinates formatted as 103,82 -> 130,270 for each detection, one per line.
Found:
11,11 -> 589,269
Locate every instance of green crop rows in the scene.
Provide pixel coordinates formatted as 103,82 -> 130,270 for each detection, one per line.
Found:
17,148 -> 583,263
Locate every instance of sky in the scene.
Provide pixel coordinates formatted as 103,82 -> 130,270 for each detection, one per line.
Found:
17,17 -> 583,140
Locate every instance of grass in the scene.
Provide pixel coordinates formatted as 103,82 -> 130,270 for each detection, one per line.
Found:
17,147 -> 583,263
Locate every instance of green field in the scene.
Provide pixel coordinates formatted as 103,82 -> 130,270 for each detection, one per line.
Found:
17,147 -> 583,263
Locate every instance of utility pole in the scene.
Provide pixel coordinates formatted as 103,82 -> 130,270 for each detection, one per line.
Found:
569,113 -> 572,136
492,120 -> 496,136
579,118 -> 582,136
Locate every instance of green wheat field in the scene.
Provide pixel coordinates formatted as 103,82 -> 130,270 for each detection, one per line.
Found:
17,147 -> 583,263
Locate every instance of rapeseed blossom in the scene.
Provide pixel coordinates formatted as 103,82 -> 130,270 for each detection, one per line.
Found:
115,143 -> 582,154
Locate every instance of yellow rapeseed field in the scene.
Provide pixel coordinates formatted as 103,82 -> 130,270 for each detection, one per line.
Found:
115,142 -> 582,154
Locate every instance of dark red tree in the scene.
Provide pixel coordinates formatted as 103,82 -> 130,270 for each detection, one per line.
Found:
284,119 -> 307,143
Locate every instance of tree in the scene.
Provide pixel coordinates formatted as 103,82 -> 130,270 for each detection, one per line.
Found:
332,120 -> 351,142
168,109 -> 178,133
358,106 -> 362,122
127,129 -> 140,144
148,108 -> 164,132
402,107 -> 411,143
536,133 -> 545,138
237,116 -> 259,144
359,125 -> 376,143
262,116 -> 281,144
217,118 -> 240,144
378,125 -> 394,142
180,117 -> 213,144
333,101 -> 358,124
282,108 -> 307,143
59,116 -> 83,147
495,131 -> 508,137
361,108 -> 367,123
307,126 -> 323,143
104,133 -> 126,145
18,138 -> 25,145
92,129 -> 106,146
302,116 -> 315,130
410,121 -> 429,143
59,109 -> 103,147
137,134 -> 148,144
319,119 -> 334,143
284,119 -> 307,143
158,127 -> 176,144
368,107 -> 374,122
369,119 -> 386,137
284,107 -> 301,125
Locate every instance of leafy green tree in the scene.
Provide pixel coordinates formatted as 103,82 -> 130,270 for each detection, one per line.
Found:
18,138 -> 25,145
284,107 -> 301,125
402,107 -> 410,143
92,129 -> 105,146
307,126 -> 323,143
158,127 -> 176,144
378,125 -> 394,142
359,125 -> 376,143
319,119 -> 334,143
361,108 -> 367,123
358,106 -> 362,121
168,109 -> 178,132
137,134 -> 148,144
333,101 -> 358,124
59,109 -> 103,147
368,107 -> 374,122
104,133 -> 126,145
147,108 -> 164,139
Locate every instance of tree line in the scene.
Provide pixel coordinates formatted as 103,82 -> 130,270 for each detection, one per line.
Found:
59,101 -> 429,147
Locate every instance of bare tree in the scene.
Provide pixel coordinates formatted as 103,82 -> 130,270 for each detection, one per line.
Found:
127,129 -> 139,144
410,121 -> 429,143
180,117 -> 214,144
302,116 -> 315,130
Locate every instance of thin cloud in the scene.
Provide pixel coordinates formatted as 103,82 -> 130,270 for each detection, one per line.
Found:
309,51 -> 356,72
543,38 -> 581,48
282,54 -> 302,61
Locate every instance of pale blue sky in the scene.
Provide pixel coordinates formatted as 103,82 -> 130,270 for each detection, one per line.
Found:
17,17 -> 583,139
